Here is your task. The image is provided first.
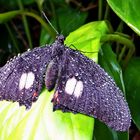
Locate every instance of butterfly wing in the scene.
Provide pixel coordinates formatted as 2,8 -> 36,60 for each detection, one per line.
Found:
52,47 -> 131,131
0,46 -> 52,108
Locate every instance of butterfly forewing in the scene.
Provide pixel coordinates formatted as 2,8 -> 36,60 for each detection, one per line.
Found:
52,47 -> 131,131
0,46 -> 52,108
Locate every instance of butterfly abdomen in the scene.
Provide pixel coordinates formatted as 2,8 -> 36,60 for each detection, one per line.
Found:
45,59 -> 59,91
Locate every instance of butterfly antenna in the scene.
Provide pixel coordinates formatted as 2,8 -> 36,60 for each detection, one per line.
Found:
41,11 -> 59,35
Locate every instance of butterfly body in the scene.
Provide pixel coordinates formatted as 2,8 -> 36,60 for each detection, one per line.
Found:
0,35 -> 131,131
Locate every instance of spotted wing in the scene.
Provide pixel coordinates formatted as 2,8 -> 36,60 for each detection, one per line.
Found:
52,47 -> 131,131
0,46 -> 52,108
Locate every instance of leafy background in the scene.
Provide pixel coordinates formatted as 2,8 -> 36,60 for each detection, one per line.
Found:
0,0 -> 139,140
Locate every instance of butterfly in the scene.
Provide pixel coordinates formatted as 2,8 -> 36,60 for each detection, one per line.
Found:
0,34 -> 131,131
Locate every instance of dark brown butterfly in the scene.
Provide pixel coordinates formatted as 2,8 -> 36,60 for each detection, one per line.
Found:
0,35 -> 131,131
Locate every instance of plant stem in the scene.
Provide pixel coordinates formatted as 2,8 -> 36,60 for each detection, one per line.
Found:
101,34 -> 135,50
101,34 -> 135,67
118,45 -> 126,62
17,0 -> 33,49
116,21 -> 124,32
104,3 -> 110,20
98,0 -> 103,20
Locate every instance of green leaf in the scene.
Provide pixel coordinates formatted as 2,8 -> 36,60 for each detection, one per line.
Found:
107,0 -> 140,35
0,90 -> 94,140
94,120 -> 129,140
124,57 -> 140,130
65,21 -> 109,62
39,27 -> 55,45
55,7 -> 88,36
40,6 -> 88,44
94,120 -> 114,140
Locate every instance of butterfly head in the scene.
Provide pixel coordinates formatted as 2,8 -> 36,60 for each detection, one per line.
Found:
56,34 -> 65,44
51,34 -> 66,57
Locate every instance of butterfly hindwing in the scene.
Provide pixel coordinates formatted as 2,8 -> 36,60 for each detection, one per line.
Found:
0,46 -> 52,108
52,47 -> 131,131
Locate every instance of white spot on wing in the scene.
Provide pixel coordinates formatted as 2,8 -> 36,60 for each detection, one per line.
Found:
19,72 -> 35,90
19,73 -> 27,90
65,77 -> 76,95
25,72 -> 35,89
74,80 -> 83,98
